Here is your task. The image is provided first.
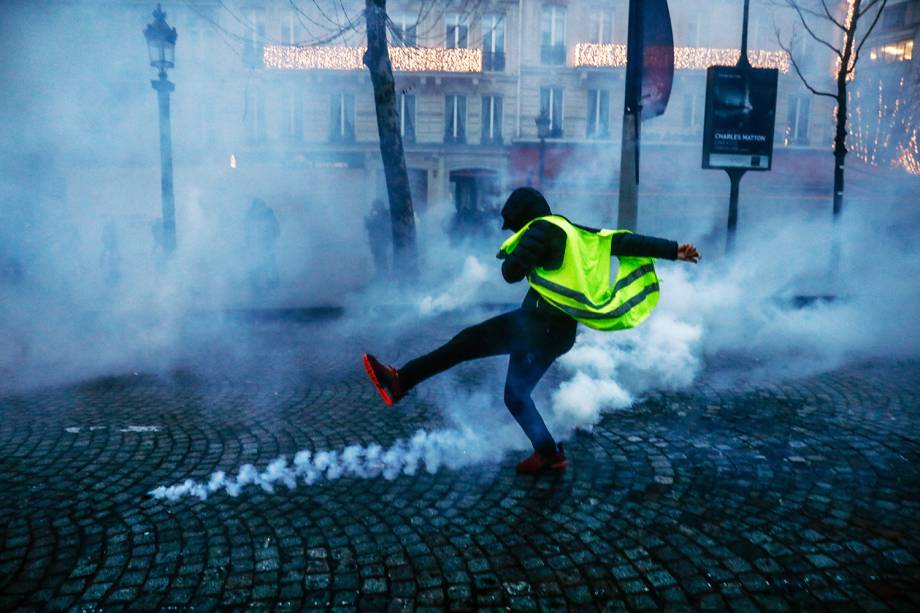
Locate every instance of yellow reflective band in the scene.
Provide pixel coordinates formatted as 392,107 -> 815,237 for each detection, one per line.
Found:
528,264 -> 655,310
541,283 -> 659,320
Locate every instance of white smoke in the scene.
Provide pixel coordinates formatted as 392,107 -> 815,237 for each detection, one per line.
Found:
545,206 -> 920,434
418,256 -> 491,315
150,426 -> 506,501
151,203 -> 920,503
549,311 -> 702,432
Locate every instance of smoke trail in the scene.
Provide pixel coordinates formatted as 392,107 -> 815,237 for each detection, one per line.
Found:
150,426 -> 506,501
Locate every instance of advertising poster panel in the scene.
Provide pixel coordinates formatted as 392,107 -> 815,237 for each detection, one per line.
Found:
702,66 -> 778,170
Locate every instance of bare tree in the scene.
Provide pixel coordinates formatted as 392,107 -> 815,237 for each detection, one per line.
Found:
775,0 -> 888,221
364,0 -> 418,279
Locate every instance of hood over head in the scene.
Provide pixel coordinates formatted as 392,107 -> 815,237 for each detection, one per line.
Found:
501,187 -> 552,232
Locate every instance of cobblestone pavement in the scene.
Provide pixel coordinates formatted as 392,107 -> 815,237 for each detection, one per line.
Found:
1,314 -> 919,611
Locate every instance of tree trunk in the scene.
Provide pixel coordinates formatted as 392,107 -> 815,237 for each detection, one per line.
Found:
833,0 -> 860,222
829,0 -> 860,273
832,62 -> 849,223
363,0 -> 418,280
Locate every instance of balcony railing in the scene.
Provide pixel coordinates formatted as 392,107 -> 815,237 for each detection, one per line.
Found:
444,133 -> 467,145
264,45 -> 482,72
573,43 -> 790,72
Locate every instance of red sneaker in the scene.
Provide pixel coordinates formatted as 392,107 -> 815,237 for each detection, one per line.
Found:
363,353 -> 404,407
516,443 -> 567,475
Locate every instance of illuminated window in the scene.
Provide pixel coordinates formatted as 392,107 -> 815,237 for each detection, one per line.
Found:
481,95 -> 503,144
541,6 -> 567,65
540,87 -> 564,137
245,87 -> 266,143
399,93 -> 416,143
482,14 -> 505,71
391,12 -> 418,46
445,95 -> 467,143
586,89 -> 610,138
446,14 -> 469,49
787,94 -> 810,143
589,7 -> 614,44
329,93 -> 355,143
869,39 -> 913,63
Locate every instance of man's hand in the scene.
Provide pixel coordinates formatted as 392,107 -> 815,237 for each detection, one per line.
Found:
676,243 -> 701,263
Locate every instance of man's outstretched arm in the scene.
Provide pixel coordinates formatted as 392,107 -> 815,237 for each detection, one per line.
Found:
610,233 -> 700,263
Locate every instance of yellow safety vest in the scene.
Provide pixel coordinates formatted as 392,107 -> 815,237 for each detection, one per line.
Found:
498,215 -> 660,331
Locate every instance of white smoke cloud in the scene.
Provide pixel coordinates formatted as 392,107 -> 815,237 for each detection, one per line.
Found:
418,256 -> 491,315
150,201 -> 920,503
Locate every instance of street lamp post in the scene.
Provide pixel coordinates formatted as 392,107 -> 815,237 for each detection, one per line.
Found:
144,4 -> 178,255
535,110 -> 550,189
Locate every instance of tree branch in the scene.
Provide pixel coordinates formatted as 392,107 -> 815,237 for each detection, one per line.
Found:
777,28 -> 838,99
786,0 -> 843,59
820,0 -> 847,30
852,0 -> 888,70
858,0 -> 884,18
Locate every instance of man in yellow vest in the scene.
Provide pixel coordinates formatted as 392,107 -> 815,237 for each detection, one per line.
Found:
364,187 -> 700,475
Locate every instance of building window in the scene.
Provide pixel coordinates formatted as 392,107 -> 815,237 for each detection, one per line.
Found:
749,15 -> 768,49
186,19 -> 207,59
787,94 -> 810,144
481,95 -> 503,144
869,39 -> 914,63
882,4 -> 907,31
400,93 -> 416,143
446,14 -> 469,49
586,89 -> 609,138
330,93 -> 355,142
444,95 -> 467,143
539,87 -> 564,137
390,12 -> 417,46
482,14 -> 505,71
198,98 -> 216,145
281,11 -> 302,45
245,86 -> 266,143
541,5 -> 566,65
243,8 -> 266,67
685,15 -> 701,47
589,7 -> 614,44
791,34 -> 810,61
280,90 -> 303,140
681,93 -> 701,130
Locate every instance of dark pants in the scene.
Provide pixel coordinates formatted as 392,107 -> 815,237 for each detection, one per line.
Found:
399,309 -> 577,454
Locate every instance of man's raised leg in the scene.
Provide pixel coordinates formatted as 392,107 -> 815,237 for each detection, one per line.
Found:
364,310 -> 521,406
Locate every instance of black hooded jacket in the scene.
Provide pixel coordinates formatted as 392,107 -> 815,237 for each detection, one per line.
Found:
499,187 -> 678,314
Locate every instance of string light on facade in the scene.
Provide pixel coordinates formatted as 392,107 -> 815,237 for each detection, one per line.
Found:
573,43 -> 627,68
573,43 -> 789,72
848,75 -> 919,175
896,132 -> 920,175
263,45 -> 482,72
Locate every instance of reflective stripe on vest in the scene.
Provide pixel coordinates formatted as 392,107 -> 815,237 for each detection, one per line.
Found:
498,215 -> 660,331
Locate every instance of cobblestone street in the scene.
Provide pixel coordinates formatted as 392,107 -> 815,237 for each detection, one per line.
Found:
1,314 -> 919,611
